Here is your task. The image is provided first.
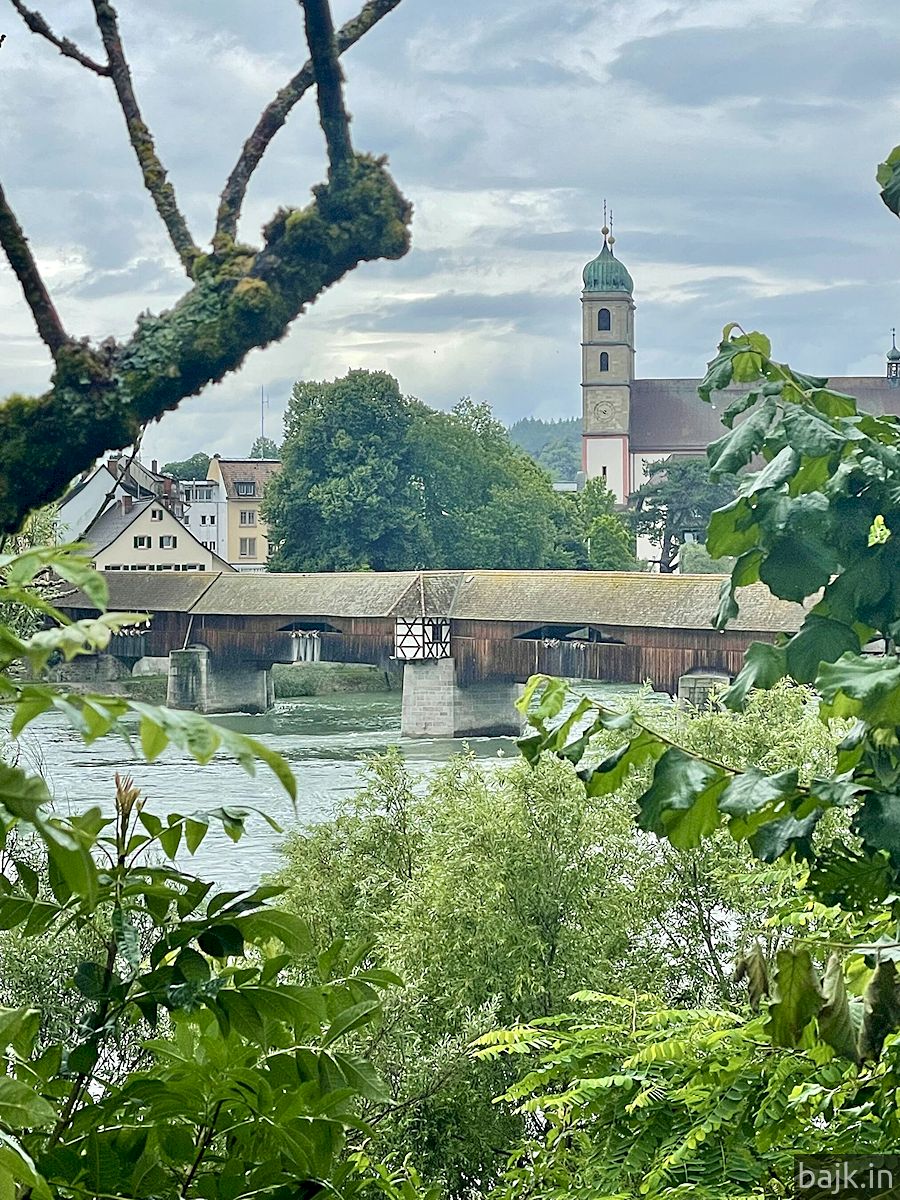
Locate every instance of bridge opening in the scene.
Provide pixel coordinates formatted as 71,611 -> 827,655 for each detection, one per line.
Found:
514,624 -> 624,644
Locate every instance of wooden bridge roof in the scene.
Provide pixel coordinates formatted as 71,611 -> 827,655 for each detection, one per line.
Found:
60,569 -> 805,633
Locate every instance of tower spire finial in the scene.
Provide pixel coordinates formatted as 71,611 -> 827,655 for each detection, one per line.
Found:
893,327 -> 897,352
601,199 -> 609,241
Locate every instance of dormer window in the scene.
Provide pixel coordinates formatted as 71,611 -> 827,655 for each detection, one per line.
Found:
598,307 -> 611,332
599,352 -> 609,372
235,481 -> 256,496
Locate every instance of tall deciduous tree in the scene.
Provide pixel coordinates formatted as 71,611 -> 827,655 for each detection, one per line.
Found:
264,370 -> 428,572
249,436 -> 280,459
161,452 -> 211,482
629,455 -> 735,572
265,380 -> 577,571
0,0 -> 411,534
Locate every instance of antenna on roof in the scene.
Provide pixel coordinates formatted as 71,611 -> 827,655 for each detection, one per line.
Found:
260,386 -> 269,443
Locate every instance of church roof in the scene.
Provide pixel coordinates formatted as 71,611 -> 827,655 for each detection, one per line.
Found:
583,237 -> 633,294
628,376 -> 900,452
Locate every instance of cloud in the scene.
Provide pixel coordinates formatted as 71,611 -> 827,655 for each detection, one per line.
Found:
1,0 -> 899,467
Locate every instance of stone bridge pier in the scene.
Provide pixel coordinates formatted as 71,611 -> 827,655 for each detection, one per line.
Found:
167,646 -> 273,716
400,658 -> 521,739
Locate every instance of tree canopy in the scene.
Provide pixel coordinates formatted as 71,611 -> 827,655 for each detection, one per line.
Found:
264,372 -> 590,572
249,436 -> 280,459
629,455 -> 736,572
161,452 -> 211,481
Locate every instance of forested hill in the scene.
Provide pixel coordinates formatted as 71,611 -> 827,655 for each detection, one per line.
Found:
508,416 -> 581,480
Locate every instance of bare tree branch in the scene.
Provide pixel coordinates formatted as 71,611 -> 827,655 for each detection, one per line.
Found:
90,0 -> 200,274
8,0 -> 111,75
0,181 -> 70,357
300,0 -> 354,176
215,0 -> 402,243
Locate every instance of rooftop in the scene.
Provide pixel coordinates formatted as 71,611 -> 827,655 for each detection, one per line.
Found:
60,569 -> 804,634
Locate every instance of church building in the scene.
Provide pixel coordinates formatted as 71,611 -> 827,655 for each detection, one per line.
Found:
581,226 -> 900,502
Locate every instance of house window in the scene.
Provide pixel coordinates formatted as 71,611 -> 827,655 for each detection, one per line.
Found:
240,510 -> 256,526
600,352 -> 609,372
195,488 -> 212,502
159,535 -> 177,549
598,307 -> 611,331
235,481 -> 256,496
105,565 -> 122,571
200,515 -> 207,525
183,515 -> 189,525
150,508 -> 163,521
239,537 -> 257,558
133,535 -> 151,549
209,515 -> 215,525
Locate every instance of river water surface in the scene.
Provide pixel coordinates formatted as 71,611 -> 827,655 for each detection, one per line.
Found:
12,693 -> 519,888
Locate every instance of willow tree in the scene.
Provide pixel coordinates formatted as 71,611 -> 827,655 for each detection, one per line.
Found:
0,0 -> 411,533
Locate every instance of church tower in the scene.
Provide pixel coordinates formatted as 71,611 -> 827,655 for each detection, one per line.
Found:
581,221 -> 635,502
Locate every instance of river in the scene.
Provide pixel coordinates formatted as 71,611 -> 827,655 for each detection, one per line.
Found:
10,684 -> 659,888
11,692 -> 519,888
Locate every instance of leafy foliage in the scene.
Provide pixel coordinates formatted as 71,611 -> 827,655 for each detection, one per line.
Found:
275,688 -> 841,1197
507,417 -> 581,481
264,374 -> 578,572
629,456 -> 736,573
0,544 -> 424,1200
161,453 -> 211,482
250,436 -> 280,459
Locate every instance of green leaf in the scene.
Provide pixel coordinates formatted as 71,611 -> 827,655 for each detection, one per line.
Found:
0,1079 -> 55,1130
139,716 -> 169,762
877,143 -> 900,216
739,446 -> 799,498
112,908 -> 141,970
784,616 -> 861,684
579,729 -> 666,797
236,910 -> 313,956
722,642 -> 787,710
809,846 -> 894,911
749,811 -> 819,862
330,1052 -> 390,1103
637,748 -> 728,849
765,947 -> 823,1047
734,944 -> 769,1011
184,818 -> 209,854
853,794 -> 900,861
74,962 -> 110,1000
0,764 -> 50,822
819,954 -> 862,1063
818,653 -> 900,727
707,397 -> 776,476
158,819 -> 183,860
9,691 -> 53,739
197,924 -> 244,958
719,767 -> 799,824
707,498 -> 759,560
322,998 -> 381,1048
859,960 -> 900,1060
759,532 -> 838,603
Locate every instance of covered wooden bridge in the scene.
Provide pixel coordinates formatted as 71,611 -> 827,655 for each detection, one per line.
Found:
58,570 -> 803,737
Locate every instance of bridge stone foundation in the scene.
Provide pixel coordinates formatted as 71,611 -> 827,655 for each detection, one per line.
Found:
400,658 -> 521,739
167,648 -> 271,716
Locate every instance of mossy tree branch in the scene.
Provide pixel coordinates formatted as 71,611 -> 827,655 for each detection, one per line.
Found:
0,0 -> 411,534
0,156 -> 412,533
215,0 -> 402,243
8,0 -> 111,75
0,181 -> 70,356
90,0 -> 200,274
300,0 -> 355,177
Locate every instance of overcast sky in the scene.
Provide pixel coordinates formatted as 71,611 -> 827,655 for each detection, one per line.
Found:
2,0 -> 899,465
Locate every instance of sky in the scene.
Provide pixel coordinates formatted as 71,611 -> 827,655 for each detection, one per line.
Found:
1,0 -> 900,465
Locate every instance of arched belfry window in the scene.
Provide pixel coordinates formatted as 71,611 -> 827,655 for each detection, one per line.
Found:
598,307 -> 611,332
599,352 -> 609,372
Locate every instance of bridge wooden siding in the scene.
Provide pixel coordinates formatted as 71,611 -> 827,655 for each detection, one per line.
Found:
59,569 -> 804,696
